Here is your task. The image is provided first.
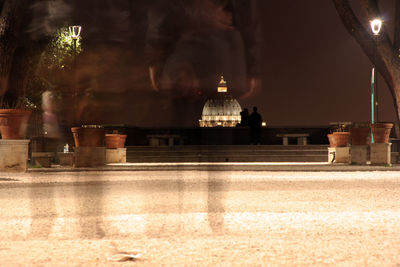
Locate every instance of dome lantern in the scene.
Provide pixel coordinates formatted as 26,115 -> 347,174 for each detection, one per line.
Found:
217,75 -> 228,93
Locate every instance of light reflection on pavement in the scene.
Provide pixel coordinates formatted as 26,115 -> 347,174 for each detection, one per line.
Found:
0,170 -> 399,266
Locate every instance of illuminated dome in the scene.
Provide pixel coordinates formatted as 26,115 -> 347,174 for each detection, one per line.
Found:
199,76 -> 242,127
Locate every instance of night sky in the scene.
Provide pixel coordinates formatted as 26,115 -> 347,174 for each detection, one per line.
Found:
21,0 -> 398,127
254,0 -> 396,127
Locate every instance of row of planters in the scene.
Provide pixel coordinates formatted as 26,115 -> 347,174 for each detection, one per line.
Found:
71,125 -> 127,148
0,108 -> 128,169
0,113 -> 127,149
71,125 -> 128,167
328,122 -> 393,147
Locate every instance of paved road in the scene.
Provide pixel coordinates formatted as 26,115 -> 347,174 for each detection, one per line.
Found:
0,170 -> 399,266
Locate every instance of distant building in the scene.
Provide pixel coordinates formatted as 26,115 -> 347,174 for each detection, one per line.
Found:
199,76 -> 242,127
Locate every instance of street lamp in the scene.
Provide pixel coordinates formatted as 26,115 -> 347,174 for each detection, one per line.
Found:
370,19 -> 381,143
370,19 -> 382,35
69,26 -> 82,123
69,25 -> 81,39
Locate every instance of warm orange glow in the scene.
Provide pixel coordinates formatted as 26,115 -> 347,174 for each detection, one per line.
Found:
217,75 -> 228,93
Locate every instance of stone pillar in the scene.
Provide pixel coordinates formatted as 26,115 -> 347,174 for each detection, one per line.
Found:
391,152 -> 399,164
31,152 -> 55,168
328,147 -> 335,163
282,137 -> 289,146
329,147 -> 350,163
58,152 -> 74,166
74,147 -> 105,167
298,137 -> 308,145
350,145 -> 369,165
149,137 -> 159,146
0,140 -> 30,172
370,143 -> 391,165
106,148 -> 126,164
168,137 -> 174,146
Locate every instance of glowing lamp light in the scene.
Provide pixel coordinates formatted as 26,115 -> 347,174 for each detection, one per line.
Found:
218,75 -> 228,93
370,19 -> 382,35
262,122 -> 267,127
69,25 -> 82,38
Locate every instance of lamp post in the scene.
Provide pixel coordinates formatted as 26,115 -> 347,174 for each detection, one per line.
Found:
370,19 -> 382,143
68,26 -> 82,123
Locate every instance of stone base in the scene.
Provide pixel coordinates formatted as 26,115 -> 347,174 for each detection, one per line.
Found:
31,152 -> 55,168
0,140 -> 30,172
391,152 -> 399,164
328,147 -> 335,163
329,147 -> 350,163
106,148 -> 126,163
58,152 -> 74,166
74,147 -> 105,167
147,134 -> 181,146
370,143 -> 391,165
350,145 -> 369,165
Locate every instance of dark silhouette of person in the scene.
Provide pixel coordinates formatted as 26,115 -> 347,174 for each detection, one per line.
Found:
240,108 -> 250,127
249,106 -> 262,144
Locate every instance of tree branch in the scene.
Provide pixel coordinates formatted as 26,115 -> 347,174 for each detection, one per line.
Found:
332,0 -> 390,77
394,0 -> 400,51
333,0 -> 400,121
0,0 -> 5,13
359,0 -> 380,18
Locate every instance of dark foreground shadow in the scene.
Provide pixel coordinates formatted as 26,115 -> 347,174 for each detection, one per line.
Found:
74,178 -> 106,239
207,176 -> 226,233
28,184 -> 57,239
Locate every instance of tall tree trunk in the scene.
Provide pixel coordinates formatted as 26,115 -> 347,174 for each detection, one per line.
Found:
0,0 -> 29,103
394,0 -> 400,51
4,39 -> 48,105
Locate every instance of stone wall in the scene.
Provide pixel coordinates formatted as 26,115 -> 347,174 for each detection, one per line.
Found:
0,140 -> 30,172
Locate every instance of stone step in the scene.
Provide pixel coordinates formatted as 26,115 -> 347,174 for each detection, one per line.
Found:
126,145 -> 329,152
127,150 -> 328,157
126,145 -> 329,163
126,155 -> 328,163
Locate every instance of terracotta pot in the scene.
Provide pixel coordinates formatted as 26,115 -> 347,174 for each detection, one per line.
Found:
0,109 -> 32,139
118,134 -> 127,148
332,132 -> 350,147
105,134 -> 127,149
370,123 -> 393,143
71,127 -> 105,147
350,127 -> 370,146
327,134 -> 337,147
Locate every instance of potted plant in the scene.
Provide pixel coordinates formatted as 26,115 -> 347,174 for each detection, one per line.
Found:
330,123 -> 350,147
350,122 -> 370,146
71,125 -> 105,147
371,122 -> 393,143
327,133 -> 337,148
105,130 -> 127,149
0,97 -> 35,139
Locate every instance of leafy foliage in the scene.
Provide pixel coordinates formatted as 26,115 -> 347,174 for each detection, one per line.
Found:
1,96 -> 37,110
22,27 -> 82,109
40,27 -> 82,71
330,122 -> 351,133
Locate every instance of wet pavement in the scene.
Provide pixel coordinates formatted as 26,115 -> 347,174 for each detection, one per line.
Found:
0,169 -> 399,266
